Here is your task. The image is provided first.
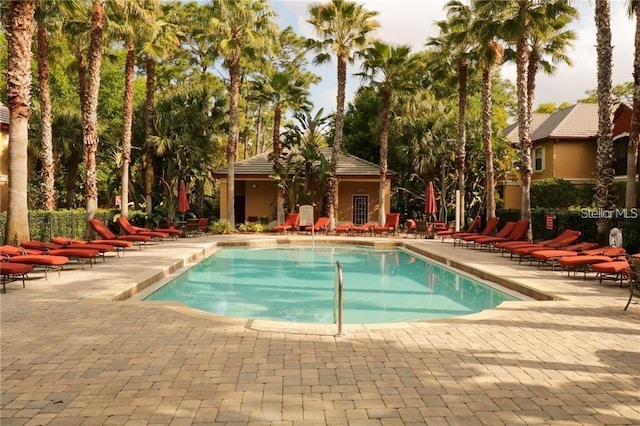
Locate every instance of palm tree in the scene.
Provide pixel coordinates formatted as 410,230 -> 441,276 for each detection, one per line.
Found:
108,0 -> 158,218
5,0 -> 37,245
208,0 -> 277,227
307,0 -> 379,229
626,0 -> 640,208
428,0 -> 474,230
595,0 -> 615,244
357,41 -> 417,224
79,0 -> 105,232
470,3 -> 505,220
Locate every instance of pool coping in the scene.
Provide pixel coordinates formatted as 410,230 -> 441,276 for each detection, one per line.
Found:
118,236 -> 556,331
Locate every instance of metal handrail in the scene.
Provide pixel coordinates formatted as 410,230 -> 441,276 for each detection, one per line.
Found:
334,261 -> 344,336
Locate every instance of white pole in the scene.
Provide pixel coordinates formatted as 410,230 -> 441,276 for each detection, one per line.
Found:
455,190 -> 461,232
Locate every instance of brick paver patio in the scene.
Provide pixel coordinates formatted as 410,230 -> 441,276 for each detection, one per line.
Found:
1,234 -> 639,425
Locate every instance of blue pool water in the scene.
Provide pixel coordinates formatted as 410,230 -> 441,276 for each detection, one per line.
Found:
145,245 -> 519,324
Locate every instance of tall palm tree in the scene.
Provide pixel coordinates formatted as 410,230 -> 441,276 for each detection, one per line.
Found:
357,41 -> 417,224
471,2 -> 505,220
626,0 -> 640,208
595,0 -> 615,244
428,0 -> 474,230
307,0 -> 379,229
108,0 -> 159,218
208,0 -> 277,227
5,0 -> 37,245
79,0 -> 105,231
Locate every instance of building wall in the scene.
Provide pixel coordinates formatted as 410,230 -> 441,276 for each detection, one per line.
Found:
613,107 -> 631,138
337,180 -> 385,222
551,140 -> 597,180
502,181 -> 522,210
532,140 -> 555,180
244,180 -> 277,221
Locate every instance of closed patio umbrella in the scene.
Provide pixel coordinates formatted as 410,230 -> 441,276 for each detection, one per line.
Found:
178,180 -> 190,220
424,181 -> 438,222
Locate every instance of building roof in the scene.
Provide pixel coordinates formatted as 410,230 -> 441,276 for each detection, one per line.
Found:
503,103 -> 600,145
532,103 -> 599,140
503,113 -> 551,145
0,103 -> 8,126
213,147 -> 395,179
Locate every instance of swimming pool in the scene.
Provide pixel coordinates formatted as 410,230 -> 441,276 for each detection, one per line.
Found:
145,245 -> 519,324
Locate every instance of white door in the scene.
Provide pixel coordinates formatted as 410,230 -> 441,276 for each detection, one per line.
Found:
353,195 -> 368,225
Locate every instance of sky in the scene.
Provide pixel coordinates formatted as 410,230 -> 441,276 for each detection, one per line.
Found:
270,0 -> 635,114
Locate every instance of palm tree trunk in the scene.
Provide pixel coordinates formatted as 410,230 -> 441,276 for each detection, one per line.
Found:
457,59 -> 468,227
273,104 -> 285,224
595,0 -> 616,244
82,0 -> 104,235
144,56 -> 156,215
627,3 -> 640,208
256,102 -> 263,155
328,52 -> 348,229
121,40 -> 135,218
378,86 -> 391,225
5,0 -> 36,246
482,67 -> 496,220
516,35 -> 533,240
227,54 -> 240,227
37,22 -> 55,211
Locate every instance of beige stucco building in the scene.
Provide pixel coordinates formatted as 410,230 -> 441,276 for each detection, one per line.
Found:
500,103 -> 605,209
213,147 -> 395,225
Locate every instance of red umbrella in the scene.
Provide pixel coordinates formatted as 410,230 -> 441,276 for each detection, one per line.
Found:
424,181 -> 438,221
178,180 -> 190,215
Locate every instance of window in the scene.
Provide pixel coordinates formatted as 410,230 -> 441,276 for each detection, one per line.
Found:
534,146 -> 545,172
613,136 -> 629,176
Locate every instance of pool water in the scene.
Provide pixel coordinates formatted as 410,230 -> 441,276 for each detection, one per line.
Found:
145,245 -> 519,324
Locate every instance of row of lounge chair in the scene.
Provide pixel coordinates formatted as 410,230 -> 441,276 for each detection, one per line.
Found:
441,217 -> 635,304
272,212 -> 401,236
0,216 -> 184,293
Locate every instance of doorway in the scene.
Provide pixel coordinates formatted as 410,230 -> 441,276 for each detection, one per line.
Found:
352,195 -> 368,225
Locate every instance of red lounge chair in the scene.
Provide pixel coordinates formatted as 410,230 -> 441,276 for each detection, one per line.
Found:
557,247 -> 626,278
453,217 -> 501,247
0,259 -> 32,293
132,223 -> 183,238
272,213 -> 300,234
334,222 -> 353,235
51,236 -> 132,256
0,245 -> 69,279
373,213 -> 401,236
302,217 -> 330,234
462,221 -> 515,244
406,219 -> 417,237
117,216 -> 170,240
438,215 -> 481,241
90,219 -> 151,247
530,244 -> 609,270
590,259 -> 630,285
472,220 -> 530,250
22,240 -> 116,261
352,221 -> 378,236
501,229 -> 582,261
19,242 -> 100,270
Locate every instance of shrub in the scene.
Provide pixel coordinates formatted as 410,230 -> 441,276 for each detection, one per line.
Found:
531,178 -> 579,208
238,221 -> 265,233
210,219 -> 234,235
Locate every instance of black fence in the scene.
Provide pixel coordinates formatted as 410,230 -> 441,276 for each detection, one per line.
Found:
0,210 -> 119,244
496,209 -> 640,254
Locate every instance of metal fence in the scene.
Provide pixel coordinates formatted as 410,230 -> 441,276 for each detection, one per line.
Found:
0,211 -> 119,244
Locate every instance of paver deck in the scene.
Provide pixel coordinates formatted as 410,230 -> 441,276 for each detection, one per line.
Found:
1,234 -> 639,425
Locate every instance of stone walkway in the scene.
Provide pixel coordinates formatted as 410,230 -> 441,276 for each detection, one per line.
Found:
1,234 -> 639,425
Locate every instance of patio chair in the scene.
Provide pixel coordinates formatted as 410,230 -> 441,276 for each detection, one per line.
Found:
590,257 -> 630,286
462,222 -> 515,248
184,218 -> 201,237
272,213 -> 300,234
117,216 -> 171,241
405,219 -> 417,237
197,217 -> 209,233
373,213 -> 400,236
302,217 -> 330,234
557,247 -> 626,279
0,258 -> 33,293
23,240 -> 116,261
89,219 -> 151,248
438,215 -> 481,241
453,217 -> 500,247
334,222 -> 353,235
499,229 -> 582,261
352,221 -> 378,236
0,245 -> 69,279
472,220 -> 530,251
51,236 -> 132,257
529,242 -> 602,270
19,241 -> 101,270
